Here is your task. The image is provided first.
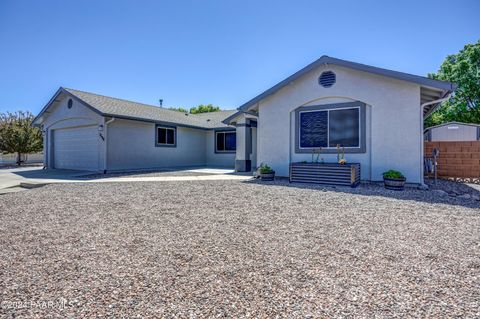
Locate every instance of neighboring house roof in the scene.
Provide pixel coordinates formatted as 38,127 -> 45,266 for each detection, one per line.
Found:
34,87 -> 236,129
237,55 -> 457,116
424,121 -> 480,133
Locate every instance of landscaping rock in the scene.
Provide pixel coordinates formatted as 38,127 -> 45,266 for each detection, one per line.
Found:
0,180 -> 478,318
425,177 -> 480,199
433,189 -> 448,196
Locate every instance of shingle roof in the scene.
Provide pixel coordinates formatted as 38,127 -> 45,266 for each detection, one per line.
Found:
35,87 -> 236,129
66,88 -> 236,129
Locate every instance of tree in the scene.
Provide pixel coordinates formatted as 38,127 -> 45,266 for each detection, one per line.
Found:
189,104 -> 220,114
425,40 -> 480,127
168,107 -> 189,113
169,104 -> 221,114
0,111 -> 43,165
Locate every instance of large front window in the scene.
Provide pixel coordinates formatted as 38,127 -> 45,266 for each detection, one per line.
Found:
299,107 -> 360,149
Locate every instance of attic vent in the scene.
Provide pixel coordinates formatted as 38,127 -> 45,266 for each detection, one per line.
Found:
319,71 -> 336,88
67,98 -> 73,109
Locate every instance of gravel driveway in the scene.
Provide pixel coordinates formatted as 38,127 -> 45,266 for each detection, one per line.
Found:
0,180 -> 479,318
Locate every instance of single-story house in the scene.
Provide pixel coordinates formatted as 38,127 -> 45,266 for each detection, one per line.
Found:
33,88 -> 242,172
34,55 -> 456,185
424,122 -> 480,141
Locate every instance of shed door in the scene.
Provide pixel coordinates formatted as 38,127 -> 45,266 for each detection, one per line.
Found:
53,126 -> 100,171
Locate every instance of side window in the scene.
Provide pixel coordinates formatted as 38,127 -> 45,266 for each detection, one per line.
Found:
156,126 -> 176,146
216,131 -> 236,152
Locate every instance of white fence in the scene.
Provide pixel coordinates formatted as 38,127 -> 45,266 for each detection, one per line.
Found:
0,153 -> 44,166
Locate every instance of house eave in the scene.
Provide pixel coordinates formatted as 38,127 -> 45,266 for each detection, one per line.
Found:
222,110 -> 258,125
34,87 -> 235,130
238,55 -> 457,112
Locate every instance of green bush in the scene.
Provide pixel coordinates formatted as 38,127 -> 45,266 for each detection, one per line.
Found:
258,164 -> 274,174
383,170 -> 405,179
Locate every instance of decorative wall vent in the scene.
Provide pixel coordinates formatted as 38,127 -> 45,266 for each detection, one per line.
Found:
319,71 -> 336,88
67,98 -> 73,109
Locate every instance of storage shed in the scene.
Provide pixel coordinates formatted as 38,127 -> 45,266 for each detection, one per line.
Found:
424,122 -> 480,142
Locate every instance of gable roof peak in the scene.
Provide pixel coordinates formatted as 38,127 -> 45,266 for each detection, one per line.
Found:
238,55 -> 456,111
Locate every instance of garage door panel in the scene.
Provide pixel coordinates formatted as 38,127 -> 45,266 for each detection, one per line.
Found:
54,126 -> 99,171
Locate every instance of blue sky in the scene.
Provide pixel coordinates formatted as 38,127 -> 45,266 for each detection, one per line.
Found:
0,0 -> 478,113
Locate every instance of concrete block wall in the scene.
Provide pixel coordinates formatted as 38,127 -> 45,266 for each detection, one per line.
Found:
425,141 -> 480,177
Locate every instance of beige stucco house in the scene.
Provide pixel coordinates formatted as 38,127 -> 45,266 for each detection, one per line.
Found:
33,88 -> 238,172
224,56 -> 455,185
34,56 -> 455,185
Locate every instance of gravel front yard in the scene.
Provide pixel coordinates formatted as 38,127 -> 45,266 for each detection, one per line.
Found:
84,170 -> 217,179
0,180 -> 479,318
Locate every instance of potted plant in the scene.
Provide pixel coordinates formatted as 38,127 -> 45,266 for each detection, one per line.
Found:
258,164 -> 275,181
383,170 -> 406,190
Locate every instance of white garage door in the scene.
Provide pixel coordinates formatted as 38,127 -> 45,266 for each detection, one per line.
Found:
54,126 -> 100,171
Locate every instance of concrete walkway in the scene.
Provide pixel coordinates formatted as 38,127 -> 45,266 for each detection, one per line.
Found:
0,167 -> 252,194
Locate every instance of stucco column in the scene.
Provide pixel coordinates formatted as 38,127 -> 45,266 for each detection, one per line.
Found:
235,119 -> 252,172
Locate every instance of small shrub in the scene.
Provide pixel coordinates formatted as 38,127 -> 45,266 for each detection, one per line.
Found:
259,164 -> 274,174
383,170 -> 405,179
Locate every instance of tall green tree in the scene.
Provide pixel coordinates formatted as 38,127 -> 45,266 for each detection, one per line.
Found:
169,104 -> 221,114
0,111 -> 43,165
189,104 -> 220,114
425,40 -> 480,127
168,107 -> 189,113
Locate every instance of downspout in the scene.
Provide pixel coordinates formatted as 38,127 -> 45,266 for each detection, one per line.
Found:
420,96 -> 450,187
103,117 -> 115,174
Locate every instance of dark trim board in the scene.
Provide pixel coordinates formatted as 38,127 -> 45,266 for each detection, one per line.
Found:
294,101 -> 367,154
235,159 -> 251,172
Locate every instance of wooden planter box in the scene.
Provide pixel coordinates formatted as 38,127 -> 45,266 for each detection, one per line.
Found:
289,162 -> 361,187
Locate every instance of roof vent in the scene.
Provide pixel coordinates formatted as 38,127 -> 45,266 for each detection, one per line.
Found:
319,71 -> 336,88
67,98 -> 73,109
